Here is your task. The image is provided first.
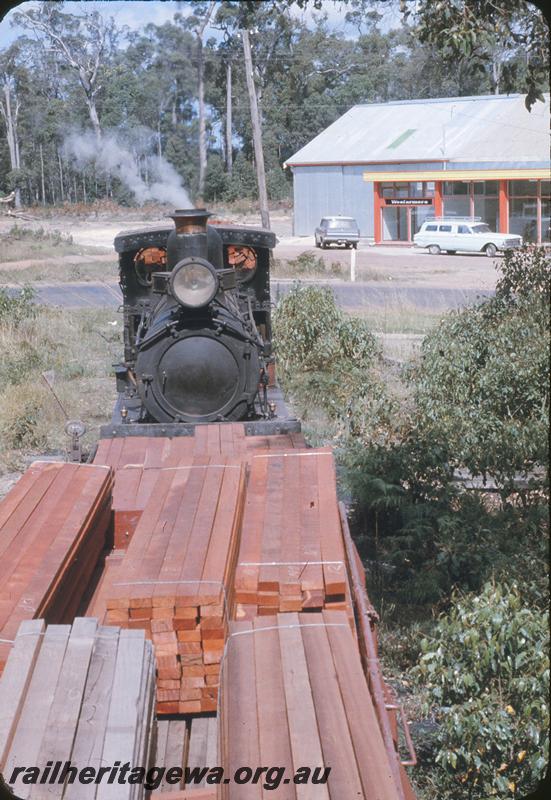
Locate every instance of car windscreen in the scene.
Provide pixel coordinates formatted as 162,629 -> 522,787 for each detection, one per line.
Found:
471,224 -> 491,233
327,219 -> 357,230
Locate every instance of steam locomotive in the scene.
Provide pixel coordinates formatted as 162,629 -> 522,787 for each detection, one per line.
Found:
102,208 -> 300,437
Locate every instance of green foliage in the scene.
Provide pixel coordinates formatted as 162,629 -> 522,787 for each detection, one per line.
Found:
2,0 -> 535,207
414,581 -> 549,798
276,251 -> 342,278
405,0 -> 549,107
5,225 -> 74,246
273,284 -> 393,440
495,243 -> 551,302
344,433 -> 547,606
273,284 -> 344,374
0,286 -> 36,326
413,247 -> 549,496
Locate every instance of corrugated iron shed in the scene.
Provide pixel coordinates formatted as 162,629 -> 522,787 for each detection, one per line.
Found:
285,94 -> 550,166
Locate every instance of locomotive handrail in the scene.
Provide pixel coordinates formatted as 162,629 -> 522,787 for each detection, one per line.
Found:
339,502 -> 409,799
385,702 -> 418,767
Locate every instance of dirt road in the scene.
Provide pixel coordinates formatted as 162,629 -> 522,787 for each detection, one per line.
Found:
0,211 -> 500,292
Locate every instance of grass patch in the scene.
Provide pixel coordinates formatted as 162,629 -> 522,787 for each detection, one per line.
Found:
0,224 -> 108,263
348,304 -> 444,334
0,259 -> 118,284
0,289 -> 120,473
272,251 -> 384,281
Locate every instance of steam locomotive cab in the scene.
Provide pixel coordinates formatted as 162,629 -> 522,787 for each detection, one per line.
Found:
108,208 -> 297,434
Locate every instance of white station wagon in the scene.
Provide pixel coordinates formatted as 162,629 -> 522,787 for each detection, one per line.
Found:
413,217 -> 522,257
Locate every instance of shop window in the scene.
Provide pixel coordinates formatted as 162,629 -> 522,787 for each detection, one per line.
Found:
541,199 -> 550,242
510,199 -> 537,242
541,181 -> 550,201
509,180 -> 538,197
474,197 -> 499,230
443,196 -> 470,217
443,181 -> 469,195
473,181 -> 498,196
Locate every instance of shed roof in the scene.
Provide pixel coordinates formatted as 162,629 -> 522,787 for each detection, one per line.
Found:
284,94 -> 550,167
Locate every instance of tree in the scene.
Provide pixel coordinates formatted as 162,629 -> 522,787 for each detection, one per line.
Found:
0,45 -> 23,207
399,0 -> 550,109
414,581 -> 549,799
14,1 -> 117,140
412,246 -> 549,499
181,1 -> 216,199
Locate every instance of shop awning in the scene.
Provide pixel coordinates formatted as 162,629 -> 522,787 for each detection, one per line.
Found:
363,168 -> 550,182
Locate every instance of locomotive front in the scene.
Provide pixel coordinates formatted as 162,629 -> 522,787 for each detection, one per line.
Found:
112,208 -> 276,426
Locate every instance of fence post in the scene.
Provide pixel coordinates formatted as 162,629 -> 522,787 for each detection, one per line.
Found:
350,247 -> 356,282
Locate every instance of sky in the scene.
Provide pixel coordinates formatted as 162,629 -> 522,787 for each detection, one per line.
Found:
0,0 -> 404,46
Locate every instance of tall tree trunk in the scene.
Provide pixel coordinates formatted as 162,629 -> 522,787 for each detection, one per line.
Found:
197,37 -> 207,198
86,96 -> 102,141
241,29 -> 270,230
39,143 -> 46,205
226,61 -> 233,176
57,149 -> 65,202
0,79 -> 22,207
157,120 -> 162,162
492,56 -> 501,94
195,1 -> 215,200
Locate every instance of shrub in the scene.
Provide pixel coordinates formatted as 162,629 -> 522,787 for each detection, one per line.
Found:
273,284 -> 344,375
273,284 -> 392,440
411,247 -> 549,499
413,581 -> 549,799
0,287 -> 36,326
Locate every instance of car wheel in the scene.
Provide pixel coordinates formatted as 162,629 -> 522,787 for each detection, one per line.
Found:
315,237 -> 320,248
322,241 -> 327,249
352,243 -> 358,250
485,243 -> 497,258
428,244 -> 441,255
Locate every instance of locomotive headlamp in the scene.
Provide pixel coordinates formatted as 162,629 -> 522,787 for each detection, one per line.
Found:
170,257 -> 218,308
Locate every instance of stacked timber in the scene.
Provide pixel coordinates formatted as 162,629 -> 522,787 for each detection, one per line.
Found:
154,716 -> 217,793
233,450 -> 353,620
219,612 -> 403,800
151,792 -> 216,800
94,426 -> 304,548
154,719 -> 189,792
88,458 -> 245,715
0,617 -> 155,800
0,461 -> 113,673
93,425 -> 305,469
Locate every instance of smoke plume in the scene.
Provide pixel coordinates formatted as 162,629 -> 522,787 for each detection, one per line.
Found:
64,128 -> 191,207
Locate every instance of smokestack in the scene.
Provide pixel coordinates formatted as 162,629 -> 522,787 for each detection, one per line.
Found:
167,208 -> 223,270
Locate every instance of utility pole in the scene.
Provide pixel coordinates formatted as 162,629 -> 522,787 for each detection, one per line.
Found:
241,29 -> 270,230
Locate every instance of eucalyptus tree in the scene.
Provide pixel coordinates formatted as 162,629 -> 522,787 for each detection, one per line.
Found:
0,44 -> 25,207
13,1 -> 118,140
